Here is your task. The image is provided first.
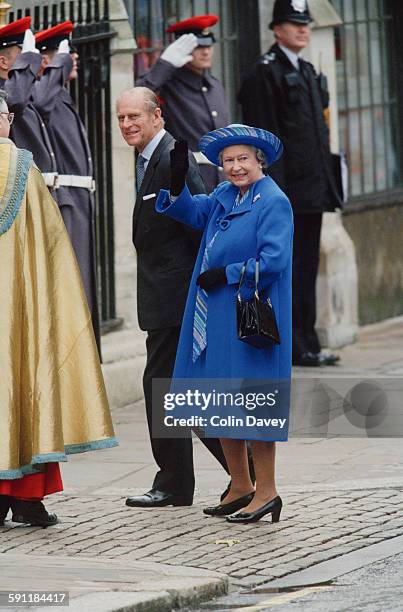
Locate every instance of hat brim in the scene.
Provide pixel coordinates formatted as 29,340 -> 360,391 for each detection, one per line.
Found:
199,129 -> 283,167
196,35 -> 215,46
269,15 -> 312,29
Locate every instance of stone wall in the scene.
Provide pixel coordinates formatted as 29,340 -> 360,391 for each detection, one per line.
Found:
343,203 -> 403,325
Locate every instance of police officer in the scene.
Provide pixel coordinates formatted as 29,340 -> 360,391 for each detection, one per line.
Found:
136,14 -> 229,193
0,17 -> 58,190
32,22 -> 100,352
238,0 -> 341,367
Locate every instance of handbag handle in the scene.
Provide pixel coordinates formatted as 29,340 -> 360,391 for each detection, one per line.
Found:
237,260 -> 260,300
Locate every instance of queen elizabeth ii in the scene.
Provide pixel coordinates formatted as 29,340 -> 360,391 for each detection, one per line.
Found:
155,125 -> 293,524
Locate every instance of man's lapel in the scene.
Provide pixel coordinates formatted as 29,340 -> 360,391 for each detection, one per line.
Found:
133,132 -> 173,231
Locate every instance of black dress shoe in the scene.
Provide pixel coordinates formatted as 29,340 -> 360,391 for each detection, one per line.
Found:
11,500 -> 58,527
293,352 -> 322,367
203,492 -> 255,517
226,495 -> 282,524
125,489 -> 193,508
0,495 -> 11,525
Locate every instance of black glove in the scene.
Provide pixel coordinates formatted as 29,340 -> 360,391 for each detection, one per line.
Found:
170,140 -> 189,196
196,268 -> 226,291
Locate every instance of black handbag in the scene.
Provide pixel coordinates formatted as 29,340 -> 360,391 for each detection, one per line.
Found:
237,261 -> 280,349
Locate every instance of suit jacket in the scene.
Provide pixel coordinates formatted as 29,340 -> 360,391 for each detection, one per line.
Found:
133,131 -> 205,331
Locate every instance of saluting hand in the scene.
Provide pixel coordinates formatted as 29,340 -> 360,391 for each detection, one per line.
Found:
57,39 -> 70,54
21,29 -> 39,54
161,34 -> 198,68
170,140 -> 189,196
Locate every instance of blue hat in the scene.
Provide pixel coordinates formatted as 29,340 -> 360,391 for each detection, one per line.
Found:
199,124 -> 283,167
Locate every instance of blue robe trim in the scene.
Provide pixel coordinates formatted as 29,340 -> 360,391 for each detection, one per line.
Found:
0,437 -> 119,480
0,146 -> 33,236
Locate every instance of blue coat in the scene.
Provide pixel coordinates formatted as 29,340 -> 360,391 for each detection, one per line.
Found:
155,176 -> 293,381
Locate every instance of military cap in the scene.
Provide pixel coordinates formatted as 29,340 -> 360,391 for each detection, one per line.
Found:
270,0 -> 312,29
0,16 -> 31,49
166,14 -> 218,46
35,20 -> 74,52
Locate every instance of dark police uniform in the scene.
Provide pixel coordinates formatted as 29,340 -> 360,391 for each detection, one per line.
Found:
239,43 -> 342,363
32,53 -> 100,351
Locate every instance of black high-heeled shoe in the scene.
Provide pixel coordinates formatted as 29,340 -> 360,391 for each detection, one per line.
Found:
203,492 -> 255,517
226,495 -> 282,524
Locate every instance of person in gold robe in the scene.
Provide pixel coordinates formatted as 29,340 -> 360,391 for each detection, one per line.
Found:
0,90 -> 117,527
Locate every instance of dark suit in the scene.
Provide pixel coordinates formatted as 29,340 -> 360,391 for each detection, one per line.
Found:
133,131 -> 228,499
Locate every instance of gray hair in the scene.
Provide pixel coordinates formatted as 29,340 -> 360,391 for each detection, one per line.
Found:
116,86 -> 159,114
218,145 -> 267,166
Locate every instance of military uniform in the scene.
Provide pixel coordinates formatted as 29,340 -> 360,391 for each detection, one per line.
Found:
2,52 -> 58,178
32,33 -> 100,352
136,14 -> 229,193
239,42 -> 342,363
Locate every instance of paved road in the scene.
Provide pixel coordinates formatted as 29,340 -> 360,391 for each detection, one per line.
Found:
1,317 -> 403,611
250,552 -> 403,612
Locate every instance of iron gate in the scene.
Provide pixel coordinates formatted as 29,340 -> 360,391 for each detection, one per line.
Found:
9,0 -> 117,331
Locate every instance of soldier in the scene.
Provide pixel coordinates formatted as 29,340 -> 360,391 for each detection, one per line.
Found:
136,14 -> 229,193
0,17 -> 58,192
238,0 -> 341,367
32,22 -> 100,351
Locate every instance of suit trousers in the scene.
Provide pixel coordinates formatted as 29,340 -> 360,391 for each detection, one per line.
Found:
292,213 -> 323,359
143,327 -> 228,499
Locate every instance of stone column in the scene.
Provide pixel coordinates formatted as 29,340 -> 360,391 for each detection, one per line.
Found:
109,0 -> 138,328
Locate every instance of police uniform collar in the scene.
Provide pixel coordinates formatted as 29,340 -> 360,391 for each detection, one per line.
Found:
270,43 -> 302,70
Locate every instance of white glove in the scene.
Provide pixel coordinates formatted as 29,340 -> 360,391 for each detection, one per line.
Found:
161,34 -> 198,68
57,39 -> 70,54
21,29 -> 39,54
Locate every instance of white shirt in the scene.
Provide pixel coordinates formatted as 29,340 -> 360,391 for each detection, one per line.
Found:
140,128 -> 166,170
279,45 -> 300,70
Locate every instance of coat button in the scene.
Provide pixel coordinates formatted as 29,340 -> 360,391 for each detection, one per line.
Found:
202,86 -> 208,92
219,219 -> 230,230
211,110 -> 218,117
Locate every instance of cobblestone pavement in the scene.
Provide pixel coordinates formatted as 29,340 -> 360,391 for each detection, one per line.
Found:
1,488 -> 402,589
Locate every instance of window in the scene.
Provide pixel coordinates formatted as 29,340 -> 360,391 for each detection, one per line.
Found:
332,0 -> 402,199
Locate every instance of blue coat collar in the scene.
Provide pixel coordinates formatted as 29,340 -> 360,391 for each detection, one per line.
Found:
215,176 -> 266,217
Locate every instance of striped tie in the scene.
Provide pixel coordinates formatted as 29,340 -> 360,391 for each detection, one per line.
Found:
136,154 -> 146,192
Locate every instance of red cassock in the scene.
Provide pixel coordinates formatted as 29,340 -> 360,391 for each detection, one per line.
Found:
0,464 -> 63,500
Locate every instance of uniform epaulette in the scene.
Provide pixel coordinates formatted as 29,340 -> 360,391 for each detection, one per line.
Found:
259,52 -> 276,65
